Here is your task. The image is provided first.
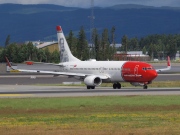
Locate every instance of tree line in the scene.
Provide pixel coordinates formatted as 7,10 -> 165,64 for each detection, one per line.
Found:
120,34 -> 180,60
0,26 -> 117,63
0,42 -> 60,63
67,26 -> 117,61
0,26 -> 180,63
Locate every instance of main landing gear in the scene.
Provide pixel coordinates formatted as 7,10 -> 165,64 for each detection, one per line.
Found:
87,86 -> 95,89
113,82 -> 121,89
143,84 -> 148,89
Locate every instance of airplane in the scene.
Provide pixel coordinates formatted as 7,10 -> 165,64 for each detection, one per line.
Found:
6,25 -> 171,89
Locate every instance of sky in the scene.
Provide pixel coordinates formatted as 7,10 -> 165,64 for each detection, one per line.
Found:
0,0 -> 180,8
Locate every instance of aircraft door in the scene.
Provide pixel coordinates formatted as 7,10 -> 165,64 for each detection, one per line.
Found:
134,65 -> 139,79
99,67 -> 104,73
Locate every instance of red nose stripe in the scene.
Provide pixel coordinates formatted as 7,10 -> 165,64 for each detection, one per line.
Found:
121,61 -> 138,82
121,61 -> 158,82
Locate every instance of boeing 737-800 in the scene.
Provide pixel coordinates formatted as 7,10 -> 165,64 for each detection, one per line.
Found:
6,25 -> 171,89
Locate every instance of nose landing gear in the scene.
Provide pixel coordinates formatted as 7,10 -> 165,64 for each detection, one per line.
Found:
113,83 -> 121,89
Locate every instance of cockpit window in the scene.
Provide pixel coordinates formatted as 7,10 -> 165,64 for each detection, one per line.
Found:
142,67 -> 154,70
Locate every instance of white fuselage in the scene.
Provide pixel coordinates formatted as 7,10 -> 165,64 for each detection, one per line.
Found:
58,61 -> 127,82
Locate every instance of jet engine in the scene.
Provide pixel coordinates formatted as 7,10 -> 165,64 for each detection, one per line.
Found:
84,76 -> 102,86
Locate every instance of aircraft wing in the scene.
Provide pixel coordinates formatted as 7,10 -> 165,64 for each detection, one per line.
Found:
5,57 -> 109,79
25,61 -> 65,67
156,56 -> 171,72
12,69 -> 109,79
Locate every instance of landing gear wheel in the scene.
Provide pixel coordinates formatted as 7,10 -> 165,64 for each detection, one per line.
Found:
117,83 -> 121,89
113,83 -> 117,89
143,85 -> 148,89
91,86 -> 95,89
87,86 -> 95,89
113,83 -> 121,89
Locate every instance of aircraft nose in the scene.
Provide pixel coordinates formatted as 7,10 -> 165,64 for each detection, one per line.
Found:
151,70 -> 158,80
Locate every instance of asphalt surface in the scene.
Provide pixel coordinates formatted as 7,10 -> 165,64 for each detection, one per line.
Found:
0,85 -> 180,98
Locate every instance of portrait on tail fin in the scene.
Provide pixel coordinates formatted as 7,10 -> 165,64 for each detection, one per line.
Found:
56,26 -> 80,63
59,38 -> 69,62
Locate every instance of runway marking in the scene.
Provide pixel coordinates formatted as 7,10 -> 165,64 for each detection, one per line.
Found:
0,94 -> 32,97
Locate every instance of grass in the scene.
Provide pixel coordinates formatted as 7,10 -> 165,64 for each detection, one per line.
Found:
0,96 -> 180,109
0,96 -> 180,135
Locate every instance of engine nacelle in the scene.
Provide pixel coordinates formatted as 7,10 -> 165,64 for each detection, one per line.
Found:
130,82 -> 144,86
84,76 -> 102,86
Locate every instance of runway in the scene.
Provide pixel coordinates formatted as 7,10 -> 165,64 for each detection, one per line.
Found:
0,85 -> 179,98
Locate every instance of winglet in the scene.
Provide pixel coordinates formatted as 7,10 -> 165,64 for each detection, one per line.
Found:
5,57 -> 11,67
167,56 -> 171,67
156,56 -> 171,72
5,57 -> 14,70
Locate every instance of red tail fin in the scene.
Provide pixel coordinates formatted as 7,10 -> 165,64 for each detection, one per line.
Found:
56,26 -> 62,33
